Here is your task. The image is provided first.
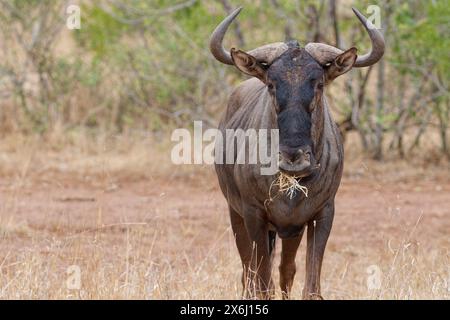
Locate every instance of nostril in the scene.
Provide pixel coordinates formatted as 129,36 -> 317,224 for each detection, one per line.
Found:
295,149 -> 303,160
280,151 -> 293,164
280,149 -> 312,164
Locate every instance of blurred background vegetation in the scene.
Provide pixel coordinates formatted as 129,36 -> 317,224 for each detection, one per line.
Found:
0,0 -> 448,161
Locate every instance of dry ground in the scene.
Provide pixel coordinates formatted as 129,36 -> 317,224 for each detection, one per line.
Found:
0,134 -> 448,299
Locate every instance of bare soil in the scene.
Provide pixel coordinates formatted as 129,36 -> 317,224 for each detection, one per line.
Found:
0,167 -> 448,299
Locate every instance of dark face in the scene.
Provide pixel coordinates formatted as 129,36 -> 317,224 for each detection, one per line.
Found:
266,48 -> 324,177
231,43 -> 357,179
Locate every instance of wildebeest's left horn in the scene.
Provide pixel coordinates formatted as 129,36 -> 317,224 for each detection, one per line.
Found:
210,7 -> 288,65
305,8 -> 385,68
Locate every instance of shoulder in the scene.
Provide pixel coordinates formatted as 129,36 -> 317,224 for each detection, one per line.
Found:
223,78 -> 266,123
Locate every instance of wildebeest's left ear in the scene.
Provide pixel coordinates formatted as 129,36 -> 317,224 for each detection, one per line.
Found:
230,48 -> 267,83
324,47 -> 357,84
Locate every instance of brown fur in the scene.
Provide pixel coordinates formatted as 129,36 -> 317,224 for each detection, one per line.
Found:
210,7 -> 384,300
215,73 -> 344,299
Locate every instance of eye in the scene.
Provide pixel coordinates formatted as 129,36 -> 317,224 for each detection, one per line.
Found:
267,83 -> 274,91
317,82 -> 324,90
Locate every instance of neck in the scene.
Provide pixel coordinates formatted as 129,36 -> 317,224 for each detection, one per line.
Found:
311,97 -> 326,162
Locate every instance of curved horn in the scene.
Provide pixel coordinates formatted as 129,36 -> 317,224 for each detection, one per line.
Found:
209,7 -> 288,65
209,7 -> 242,65
247,42 -> 289,64
305,7 -> 385,68
352,7 -> 385,67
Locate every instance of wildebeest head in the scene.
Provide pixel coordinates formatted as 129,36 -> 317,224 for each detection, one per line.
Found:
210,7 -> 384,177
232,44 -> 358,177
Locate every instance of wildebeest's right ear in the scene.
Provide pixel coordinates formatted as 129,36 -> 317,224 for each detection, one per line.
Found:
230,48 -> 267,83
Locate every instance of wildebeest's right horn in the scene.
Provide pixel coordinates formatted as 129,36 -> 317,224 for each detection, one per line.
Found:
209,7 -> 288,66
305,8 -> 385,68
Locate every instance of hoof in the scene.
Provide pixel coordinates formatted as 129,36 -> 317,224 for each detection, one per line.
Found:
304,293 -> 324,300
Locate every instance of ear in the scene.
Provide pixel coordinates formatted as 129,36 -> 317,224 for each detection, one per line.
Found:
230,48 -> 267,83
324,47 -> 357,84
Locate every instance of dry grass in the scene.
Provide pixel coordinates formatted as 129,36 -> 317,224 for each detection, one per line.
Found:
0,130 -> 207,185
0,132 -> 448,299
271,172 -> 309,199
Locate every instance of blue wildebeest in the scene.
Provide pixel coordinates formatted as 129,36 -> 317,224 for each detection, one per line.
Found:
210,7 -> 384,299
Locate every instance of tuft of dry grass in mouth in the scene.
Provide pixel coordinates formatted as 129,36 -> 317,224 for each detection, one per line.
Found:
272,172 -> 309,199
265,172 -> 309,210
